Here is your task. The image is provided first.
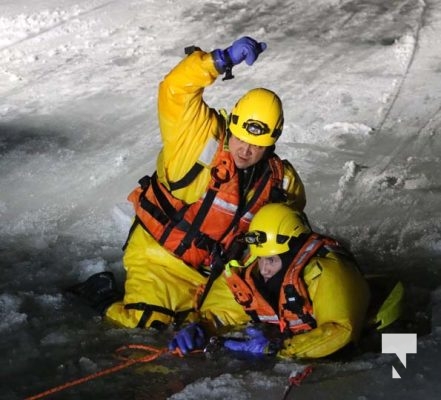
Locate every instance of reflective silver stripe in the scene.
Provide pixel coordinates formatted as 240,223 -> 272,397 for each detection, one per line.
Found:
258,314 -> 279,323
295,239 -> 321,266
202,194 -> 255,222
288,314 -> 315,327
282,176 -> 289,190
260,315 -> 316,327
198,137 -> 219,166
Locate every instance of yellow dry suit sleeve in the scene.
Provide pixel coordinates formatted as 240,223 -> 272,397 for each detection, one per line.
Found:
156,50 -> 224,203
282,159 -> 306,211
278,255 -> 370,359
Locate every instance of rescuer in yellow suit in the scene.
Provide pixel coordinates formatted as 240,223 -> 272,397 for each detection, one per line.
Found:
69,37 -> 306,331
169,204 -> 370,359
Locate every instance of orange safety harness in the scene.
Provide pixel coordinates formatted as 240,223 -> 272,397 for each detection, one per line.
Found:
126,136 -> 286,270
226,233 -> 349,334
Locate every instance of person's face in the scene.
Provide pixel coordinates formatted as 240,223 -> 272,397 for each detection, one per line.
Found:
229,134 -> 267,169
258,255 -> 283,282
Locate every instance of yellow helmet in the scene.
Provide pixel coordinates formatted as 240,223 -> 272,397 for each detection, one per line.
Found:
245,203 -> 311,257
228,88 -> 284,147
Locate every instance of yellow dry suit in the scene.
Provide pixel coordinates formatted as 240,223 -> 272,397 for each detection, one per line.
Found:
226,234 -> 370,358
105,50 -> 306,330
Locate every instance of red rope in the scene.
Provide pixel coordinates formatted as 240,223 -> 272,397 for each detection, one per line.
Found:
25,344 -> 170,400
288,365 -> 313,386
281,366 -> 313,400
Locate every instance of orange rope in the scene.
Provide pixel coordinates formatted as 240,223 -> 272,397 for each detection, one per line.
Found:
25,344 -> 170,400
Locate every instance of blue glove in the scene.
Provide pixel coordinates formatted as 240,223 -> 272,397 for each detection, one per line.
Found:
212,36 -> 267,73
168,323 -> 206,355
223,326 -> 271,355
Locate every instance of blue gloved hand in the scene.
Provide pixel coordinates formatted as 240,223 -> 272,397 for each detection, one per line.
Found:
212,36 -> 267,73
223,326 -> 271,355
168,323 -> 206,355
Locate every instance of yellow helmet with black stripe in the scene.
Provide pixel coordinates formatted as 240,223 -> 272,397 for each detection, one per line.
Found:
229,88 -> 283,147
245,203 -> 310,257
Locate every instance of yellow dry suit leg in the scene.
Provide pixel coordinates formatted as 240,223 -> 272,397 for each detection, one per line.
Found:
105,224 -> 249,329
106,224 -> 203,328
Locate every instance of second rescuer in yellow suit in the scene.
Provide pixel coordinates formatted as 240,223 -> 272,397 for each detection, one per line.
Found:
169,204 -> 370,359
105,37 -> 306,330
223,204 -> 370,358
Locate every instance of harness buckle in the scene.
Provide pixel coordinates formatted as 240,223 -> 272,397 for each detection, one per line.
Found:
211,166 -> 231,184
234,291 -> 254,309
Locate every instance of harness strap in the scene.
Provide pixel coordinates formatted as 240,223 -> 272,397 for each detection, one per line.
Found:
283,284 -> 317,329
281,233 -> 331,330
138,174 -> 151,189
122,217 -> 140,252
174,179 -> 221,257
158,205 -> 191,245
168,163 -> 205,191
124,302 -> 193,329
136,173 -> 192,246
246,310 -> 261,323
136,174 -> 170,225
151,173 -> 180,221
135,174 -> 169,225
